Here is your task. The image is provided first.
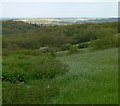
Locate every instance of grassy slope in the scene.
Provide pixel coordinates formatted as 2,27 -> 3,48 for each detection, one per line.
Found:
50,48 -> 118,104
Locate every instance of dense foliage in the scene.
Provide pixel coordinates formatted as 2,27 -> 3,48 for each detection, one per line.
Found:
2,20 -> 38,35
3,81 -> 59,104
3,54 -> 68,82
2,21 -> 118,52
2,54 -> 68,104
78,42 -> 90,49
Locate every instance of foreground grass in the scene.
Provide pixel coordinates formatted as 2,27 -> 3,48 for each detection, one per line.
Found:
50,48 -> 118,104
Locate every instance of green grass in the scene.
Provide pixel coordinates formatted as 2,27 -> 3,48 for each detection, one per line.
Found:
49,48 -> 118,104
56,48 -> 91,57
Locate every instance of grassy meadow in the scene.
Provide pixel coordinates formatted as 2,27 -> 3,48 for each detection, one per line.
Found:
49,48 -> 118,104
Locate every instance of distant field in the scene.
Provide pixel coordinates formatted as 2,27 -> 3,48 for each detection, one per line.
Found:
49,48 -> 118,104
13,18 -> 118,26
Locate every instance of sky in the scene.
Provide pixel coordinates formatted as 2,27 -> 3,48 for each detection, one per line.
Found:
1,0 -> 119,18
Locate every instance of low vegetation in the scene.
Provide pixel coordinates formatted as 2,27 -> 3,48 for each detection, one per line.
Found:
3,80 -> 59,104
51,48 -> 118,104
2,54 -> 68,104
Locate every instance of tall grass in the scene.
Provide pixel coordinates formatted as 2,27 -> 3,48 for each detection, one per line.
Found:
49,48 -> 118,104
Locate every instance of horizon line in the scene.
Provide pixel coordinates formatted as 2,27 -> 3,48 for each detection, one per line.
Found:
1,16 -> 118,18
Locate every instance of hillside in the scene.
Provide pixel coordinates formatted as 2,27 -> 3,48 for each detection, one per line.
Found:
12,18 -> 118,26
2,20 -> 38,35
50,48 -> 118,104
2,21 -> 118,52
2,20 -> 119,104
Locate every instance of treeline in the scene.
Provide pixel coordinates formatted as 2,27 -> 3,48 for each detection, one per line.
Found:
2,20 -> 119,52
2,20 -> 38,35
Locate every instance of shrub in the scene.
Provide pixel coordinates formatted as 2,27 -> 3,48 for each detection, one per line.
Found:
2,54 -> 68,104
78,42 -> 90,49
90,27 -> 118,50
68,45 -> 78,54
13,49 -> 41,56
39,47 -> 49,53
2,81 -> 59,104
49,48 -> 56,57
32,59 -> 68,79
90,34 -> 118,50
60,44 -> 71,51
2,49 -> 42,56
2,54 -> 69,83
2,49 -> 12,56
2,70 -> 26,83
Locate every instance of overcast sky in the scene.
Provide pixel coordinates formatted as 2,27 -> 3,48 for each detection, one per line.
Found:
1,0 -> 118,18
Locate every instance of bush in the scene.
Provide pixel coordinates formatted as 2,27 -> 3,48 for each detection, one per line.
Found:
2,54 -> 69,83
90,34 -> 118,50
78,42 -> 90,49
2,49 -> 41,56
2,81 -> 59,104
60,44 -> 71,51
2,70 -> 26,83
68,45 -> 78,54
49,48 -> 56,57
2,49 -> 12,56
2,54 -> 69,104
32,59 -> 68,79
90,27 -> 118,50
13,49 -> 41,56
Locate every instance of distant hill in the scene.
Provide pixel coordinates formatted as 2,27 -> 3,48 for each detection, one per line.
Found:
2,17 -> 118,27
2,20 -> 38,35
2,21 -> 118,50
76,18 -> 118,24
15,18 -> 118,26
